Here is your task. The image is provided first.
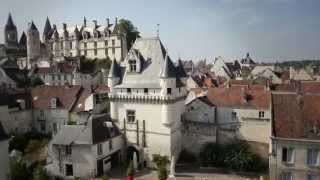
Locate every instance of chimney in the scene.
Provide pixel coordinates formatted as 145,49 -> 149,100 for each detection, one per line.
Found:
106,18 -> 110,27
115,17 -> 118,25
63,23 -> 67,31
265,79 -> 270,91
93,20 -> 98,29
53,24 -> 57,30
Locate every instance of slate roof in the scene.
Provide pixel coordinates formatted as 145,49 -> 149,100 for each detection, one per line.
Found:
29,21 -> 38,31
5,13 -> 16,31
52,114 -> 120,145
117,37 -> 184,88
19,32 -> 27,47
108,59 -> 121,78
272,93 -> 320,140
206,86 -> 270,109
43,17 -> 52,39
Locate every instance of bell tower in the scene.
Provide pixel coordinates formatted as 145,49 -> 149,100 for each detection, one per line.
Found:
4,13 -> 18,48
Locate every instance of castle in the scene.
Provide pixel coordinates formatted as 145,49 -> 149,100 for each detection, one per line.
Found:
1,13 -> 128,69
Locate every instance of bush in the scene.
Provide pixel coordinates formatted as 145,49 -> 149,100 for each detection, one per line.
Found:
199,142 -> 267,172
25,139 -> 49,154
32,166 -> 49,180
152,154 -> 169,180
177,149 -> 197,164
127,160 -> 135,176
10,160 -> 32,180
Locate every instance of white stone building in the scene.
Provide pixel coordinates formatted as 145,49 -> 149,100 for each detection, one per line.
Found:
42,17 -> 127,62
270,93 -> 320,180
108,37 -> 188,175
48,114 -> 123,179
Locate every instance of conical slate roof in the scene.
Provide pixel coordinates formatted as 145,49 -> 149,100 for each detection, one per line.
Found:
19,31 -> 27,47
160,53 -> 177,78
108,59 -> 121,78
177,59 -> 187,78
28,21 -> 38,31
5,13 -> 17,31
43,17 -> 52,36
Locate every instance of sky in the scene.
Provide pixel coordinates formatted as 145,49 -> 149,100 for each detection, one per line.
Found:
1,0 -> 320,63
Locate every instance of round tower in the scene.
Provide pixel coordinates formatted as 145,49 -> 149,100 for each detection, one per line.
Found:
27,21 -> 41,68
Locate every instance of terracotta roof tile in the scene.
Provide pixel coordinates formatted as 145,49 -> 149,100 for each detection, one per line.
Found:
206,86 -> 270,109
31,85 -> 82,110
272,93 -> 320,140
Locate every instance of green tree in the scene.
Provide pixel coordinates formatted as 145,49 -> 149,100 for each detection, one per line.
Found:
32,166 -> 49,180
117,19 -> 141,50
11,160 -> 32,180
30,75 -> 44,87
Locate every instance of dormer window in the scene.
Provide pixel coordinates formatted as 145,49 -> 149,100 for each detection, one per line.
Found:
51,98 -> 57,108
129,60 -> 137,72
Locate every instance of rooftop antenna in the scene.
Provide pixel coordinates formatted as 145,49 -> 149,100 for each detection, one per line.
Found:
157,23 -> 160,38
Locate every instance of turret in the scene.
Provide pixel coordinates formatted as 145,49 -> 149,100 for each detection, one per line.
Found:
108,59 -> 121,88
4,13 -> 18,48
27,21 -> 41,68
19,31 -> 27,49
43,17 -> 52,42
160,53 -> 176,96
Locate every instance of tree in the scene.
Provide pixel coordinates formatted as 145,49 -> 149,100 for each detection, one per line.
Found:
32,166 -> 49,180
10,160 -> 32,180
30,75 -> 44,87
117,19 -> 141,50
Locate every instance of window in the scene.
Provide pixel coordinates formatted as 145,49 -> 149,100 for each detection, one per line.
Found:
57,75 -> 61,80
307,148 -> 319,166
167,88 -> 172,95
232,112 -> 237,120
66,145 -> 72,155
84,42 -> 87,48
259,111 -> 265,118
65,164 -> 73,176
282,147 -> 294,164
40,110 -> 45,120
51,98 -> 57,108
112,39 -> 115,46
109,139 -> 113,151
127,88 -> 131,94
144,88 -> 148,94
94,41 -> 97,48
112,47 -> 115,54
94,49 -> 97,56
129,60 -> 137,72
126,110 -> 135,123
69,41 -> 72,49
97,144 -> 103,155
281,172 -> 292,180
105,48 -> 108,56
105,40 -> 108,46
40,121 -> 46,132
84,50 -> 87,56
307,174 -> 319,180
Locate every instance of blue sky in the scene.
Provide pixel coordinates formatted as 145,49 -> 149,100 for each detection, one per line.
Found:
1,0 -> 320,62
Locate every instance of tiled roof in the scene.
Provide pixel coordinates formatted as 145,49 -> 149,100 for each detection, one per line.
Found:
31,85 -> 82,110
272,93 -> 320,140
206,86 -> 270,109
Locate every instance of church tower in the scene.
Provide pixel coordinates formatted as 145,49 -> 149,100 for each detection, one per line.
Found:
43,17 -> 52,43
4,13 -> 18,48
27,21 -> 41,68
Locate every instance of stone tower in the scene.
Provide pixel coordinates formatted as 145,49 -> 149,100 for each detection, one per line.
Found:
4,13 -> 18,48
27,21 -> 41,68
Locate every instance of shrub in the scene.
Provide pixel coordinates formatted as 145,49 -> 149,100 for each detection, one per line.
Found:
152,154 -> 169,180
127,160 -> 135,176
199,142 -> 267,172
32,165 -> 49,180
10,160 -> 32,180
177,149 -> 197,164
